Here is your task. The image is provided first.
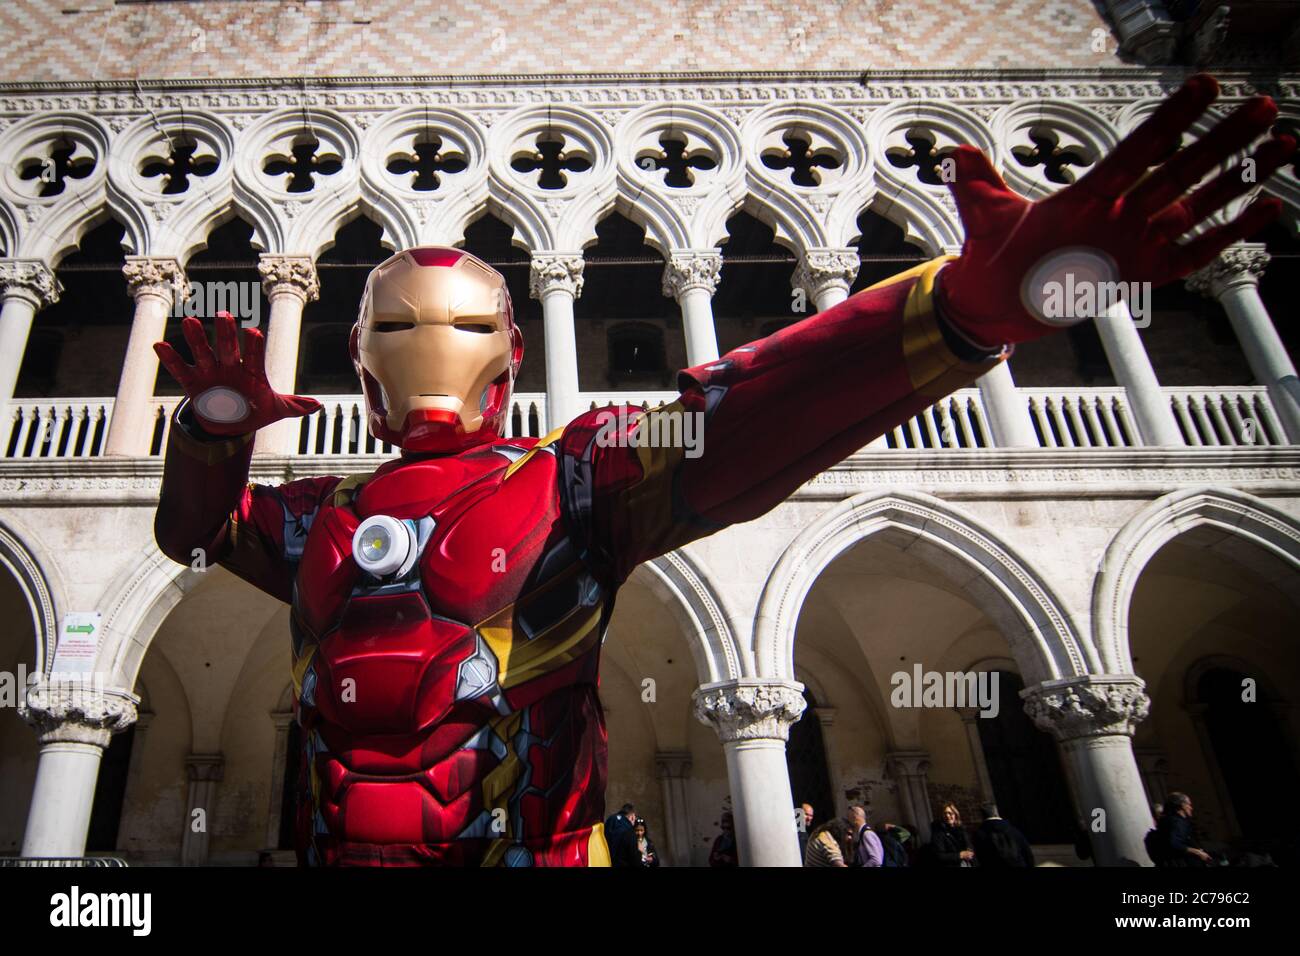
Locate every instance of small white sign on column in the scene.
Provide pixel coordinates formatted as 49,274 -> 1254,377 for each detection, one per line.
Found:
51,612 -> 102,676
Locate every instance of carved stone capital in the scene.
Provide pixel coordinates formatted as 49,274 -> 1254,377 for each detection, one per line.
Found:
185,753 -> 225,783
0,258 -> 62,309
662,250 -> 722,300
792,248 -> 859,303
1185,243 -> 1270,299
654,749 -> 693,780
1104,0 -> 1180,65
529,253 -> 585,300
885,750 -> 932,779
19,678 -> 139,748
693,679 -> 806,742
257,254 -> 319,303
1022,675 -> 1150,741
123,256 -> 185,304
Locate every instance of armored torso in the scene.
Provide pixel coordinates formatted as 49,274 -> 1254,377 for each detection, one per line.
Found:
286,436 -> 611,866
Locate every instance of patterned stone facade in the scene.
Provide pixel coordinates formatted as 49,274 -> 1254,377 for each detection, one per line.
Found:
0,0 -> 1126,82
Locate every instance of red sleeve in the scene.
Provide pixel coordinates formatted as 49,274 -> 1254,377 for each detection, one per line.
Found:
155,402 -> 341,604
557,257 -> 1007,585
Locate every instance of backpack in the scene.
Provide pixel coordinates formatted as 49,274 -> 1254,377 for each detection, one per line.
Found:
987,825 -> 1026,866
880,832 -> 909,867
1144,827 -> 1166,865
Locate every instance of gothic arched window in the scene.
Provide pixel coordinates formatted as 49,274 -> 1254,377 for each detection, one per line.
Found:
606,322 -> 668,387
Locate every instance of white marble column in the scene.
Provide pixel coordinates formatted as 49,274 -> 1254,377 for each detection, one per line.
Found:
0,259 -> 61,403
792,247 -> 860,314
885,751 -> 934,845
1024,676 -> 1154,866
104,257 -> 185,456
1187,243 -> 1300,443
956,707 -> 998,805
254,255 -> 319,455
265,710 -> 295,850
936,244 -> 1036,449
18,679 -> 138,858
529,253 -> 585,429
653,750 -> 693,867
1093,303 -> 1184,445
1185,701 -> 1241,837
181,754 -> 224,866
976,361 -> 1038,448
694,679 -> 805,867
1133,748 -> 1170,811
812,706 -> 845,817
663,250 -> 723,366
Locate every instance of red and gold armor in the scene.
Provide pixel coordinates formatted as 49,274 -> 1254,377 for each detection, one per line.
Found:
151,76 -> 1293,865
156,254 -> 1002,866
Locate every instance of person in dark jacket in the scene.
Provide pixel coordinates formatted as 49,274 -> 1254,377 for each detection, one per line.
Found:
604,803 -> 637,860
613,820 -> 660,867
972,802 -> 1035,868
927,803 -> 976,867
709,811 -> 739,867
1153,792 -> 1213,867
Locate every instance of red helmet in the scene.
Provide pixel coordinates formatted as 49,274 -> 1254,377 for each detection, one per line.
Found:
350,247 -> 523,453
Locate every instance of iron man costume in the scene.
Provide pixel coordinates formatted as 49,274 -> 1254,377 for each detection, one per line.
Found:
151,76 -> 1292,866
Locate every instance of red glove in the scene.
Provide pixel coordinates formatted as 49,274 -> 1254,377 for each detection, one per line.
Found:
153,311 -> 321,436
937,73 -> 1296,349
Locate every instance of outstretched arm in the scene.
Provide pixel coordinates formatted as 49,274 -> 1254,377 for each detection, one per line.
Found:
153,312 -> 336,603
558,75 -> 1295,585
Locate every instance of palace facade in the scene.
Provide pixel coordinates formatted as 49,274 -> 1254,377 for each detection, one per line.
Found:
0,0 -> 1298,866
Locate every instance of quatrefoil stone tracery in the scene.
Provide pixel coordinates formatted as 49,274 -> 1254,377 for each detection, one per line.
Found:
757,128 -> 845,188
139,134 -> 219,195
385,133 -> 469,192
885,127 -> 959,186
509,131 -> 594,191
261,134 -> 343,193
17,138 -> 96,198
633,130 -> 720,189
1010,126 -> 1096,185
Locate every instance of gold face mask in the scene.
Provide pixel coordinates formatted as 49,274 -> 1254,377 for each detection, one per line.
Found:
351,247 -> 522,452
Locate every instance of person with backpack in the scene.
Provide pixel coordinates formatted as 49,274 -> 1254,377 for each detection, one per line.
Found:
1151,792 -> 1214,867
848,805 -> 884,867
879,823 -> 911,867
972,802 -> 1035,868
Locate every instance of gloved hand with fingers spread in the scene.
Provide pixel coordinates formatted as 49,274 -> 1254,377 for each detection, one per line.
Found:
937,73 -> 1296,349
153,310 -> 322,436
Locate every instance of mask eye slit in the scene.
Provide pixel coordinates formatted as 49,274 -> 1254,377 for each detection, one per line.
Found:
373,322 -> 415,333
454,323 -> 495,334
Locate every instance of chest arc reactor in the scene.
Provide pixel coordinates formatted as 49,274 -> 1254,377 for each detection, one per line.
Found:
351,514 -> 420,578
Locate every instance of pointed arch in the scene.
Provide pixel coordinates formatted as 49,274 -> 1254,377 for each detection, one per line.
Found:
754,490 -> 1091,686
638,548 -> 743,685
1094,487 -> 1300,674
0,517 -> 62,674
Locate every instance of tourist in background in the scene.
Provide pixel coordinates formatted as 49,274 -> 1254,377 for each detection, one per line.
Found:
848,805 -> 884,867
804,817 -> 852,867
709,811 -> 739,867
927,803 -> 976,867
972,802 -> 1035,868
